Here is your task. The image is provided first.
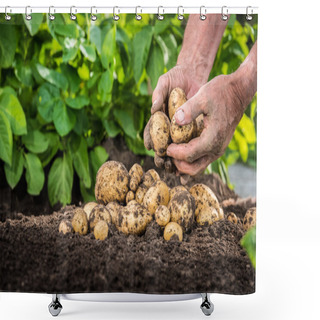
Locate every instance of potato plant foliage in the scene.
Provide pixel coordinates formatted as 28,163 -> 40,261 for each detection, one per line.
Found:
0,14 -> 257,206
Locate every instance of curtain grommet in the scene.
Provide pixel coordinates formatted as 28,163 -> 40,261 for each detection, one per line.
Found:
5,6 -> 12,21
157,6 -> 164,20
70,6 -> 77,21
135,6 -> 142,21
200,6 -> 207,21
49,6 -> 55,21
246,6 -> 253,21
113,6 -> 120,21
177,6 -> 184,21
91,6 -> 97,21
25,6 -> 32,21
221,6 -> 228,21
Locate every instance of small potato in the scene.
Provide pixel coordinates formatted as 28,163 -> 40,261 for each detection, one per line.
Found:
94,220 -> 109,240
59,219 -> 73,234
227,212 -> 238,225
164,222 -> 183,242
170,115 -> 195,144
154,154 -> 165,169
168,88 -> 187,120
119,201 -> 153,235
143,169 -> 160,188
135,184 -> 149,204
83,202 -> 98,220
168,190 -> 195,231
155,205 -> 171,227
150,111 -> 171,156
195,114 -> 204,137
218,207 -> 224,220
89,205 -> 112,232
95,161 -> 129,204
169,185 -> 188,201
189,184 -> 221,218
126,190 -> 135,204
243,207 -> 256,231
106,202 -> 121,226
197,207 -> 219,226
129,163 -> 144,192
72,208 -> 88,235
143,181 -> 170,214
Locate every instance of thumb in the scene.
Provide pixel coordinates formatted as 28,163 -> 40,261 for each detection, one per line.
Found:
173,92 -> 206,125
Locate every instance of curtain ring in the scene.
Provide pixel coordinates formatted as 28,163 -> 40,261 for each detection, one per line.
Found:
157,6 -> 164,20
246,6 -> 253,21
177,6 -> 184,21
200,6 -> 207,21
113,6 -> 120,21
135,6 -> 142,21
221,6 -> 228,21
5,6 -> 12,21
25,6 -> 32,21
91,6 -> 97,21
49,6 -> 55,21
70,6 -> 77,21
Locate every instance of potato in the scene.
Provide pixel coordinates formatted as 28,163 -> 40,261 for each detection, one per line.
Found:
195,114 -> 204,137
189,184 -> 221,218
83,202 -> 98,220
227,212 -> 238,225
154,154 -> 165,169
218,207 -> 224,220
168,190 -> 195,231
94,220 -> 109,240
72,208 -> 88,235
164,222 -> 183,242
155,205 -> 170,227
58,219 -> 74,234
135,184 -> 148,204
106,202 -> 121,226
169,185 -> 187,201
150,111 -> 171,156
196,207 -> 219,226
129,163 -> 144,192
126,190 -> 135,204
143,169 -> 160,188
243,207 -> 256,231
168,87 -> 187,120
143,181 -> 170,214
170,115 -> 195,144
89,204 -> 112,232
119,201 -> 153,235
95,161 -> 129,204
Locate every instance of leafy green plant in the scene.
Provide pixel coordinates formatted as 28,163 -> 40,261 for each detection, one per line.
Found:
241,226 -> 256,268
0,13 -> 257,207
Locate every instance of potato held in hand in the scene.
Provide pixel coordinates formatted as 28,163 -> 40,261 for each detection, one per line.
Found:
150,111 -> 171,157
243,207 -> 256,231
95,161 -> 129,204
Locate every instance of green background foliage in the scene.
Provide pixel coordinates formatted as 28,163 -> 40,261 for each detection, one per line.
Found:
0,14 -> 257,206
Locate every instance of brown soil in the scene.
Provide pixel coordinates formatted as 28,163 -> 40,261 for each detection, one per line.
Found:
0,136 -> 256,294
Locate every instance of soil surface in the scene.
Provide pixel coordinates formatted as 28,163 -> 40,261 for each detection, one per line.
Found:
0,136 -> 256,294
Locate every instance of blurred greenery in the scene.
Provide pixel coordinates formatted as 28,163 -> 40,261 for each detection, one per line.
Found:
0,13 -> 257,206
241,226 -> 256,269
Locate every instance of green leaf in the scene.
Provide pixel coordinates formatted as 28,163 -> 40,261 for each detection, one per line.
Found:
0,109 -> 13,165
234,129 -> 249,162
53,100 -> 76,136
162,33 -> 178,70
133,26 -> 153,83
0,25 -> 18,68
72,136 -> 91,189
62,38 -> 78,62
241,226 -> 256,269
36,64 -> 68,90
4,144 -> 24,189
54,24 -> 78,38
80,42 -> 96,62
114,108 -> 137,139
13,56 -> 34,87
125,135 -> 154,156
0,93 -> 27,135
24,153 -> 45,196
90,25 -> 102,55
65,95 -> 90,109
238,113 -> 256,144
37,83 -> 60,122
22,130 -> 49,154
90,146 -> 109,177
48,153 -> 73,206
80,181 -> 96,203
101,26 -> 116,69
77,63 -> 90,81
60,64 -> 81,93
103,120 -> 121,138
24,13 -> 43,36
98,69 -> 113,102
146,43 -> 164,89
38,132 -> 60,167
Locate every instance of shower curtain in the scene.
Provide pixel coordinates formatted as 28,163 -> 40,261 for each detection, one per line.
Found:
0,11 -> 257,295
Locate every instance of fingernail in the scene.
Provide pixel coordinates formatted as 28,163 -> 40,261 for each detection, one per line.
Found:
166,149 -> 172,156
175,109 -> 185,124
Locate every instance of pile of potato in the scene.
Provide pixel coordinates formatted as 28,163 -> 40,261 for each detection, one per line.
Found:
59,160 -> 256,241
146,87 -> 205,172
